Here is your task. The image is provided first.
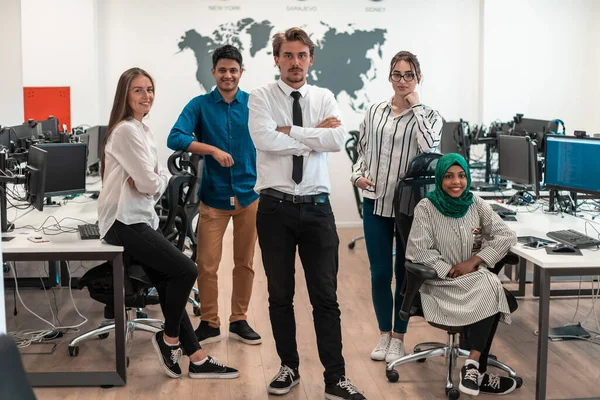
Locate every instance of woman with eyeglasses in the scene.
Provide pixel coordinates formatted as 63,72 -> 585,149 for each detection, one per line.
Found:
351,51 -> 443,364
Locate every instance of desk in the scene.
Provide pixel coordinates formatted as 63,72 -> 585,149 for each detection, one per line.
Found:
503,209 -> 600,400
1,194 -> 127,387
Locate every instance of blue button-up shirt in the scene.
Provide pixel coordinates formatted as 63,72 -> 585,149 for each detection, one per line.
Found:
167,88 -> 258,210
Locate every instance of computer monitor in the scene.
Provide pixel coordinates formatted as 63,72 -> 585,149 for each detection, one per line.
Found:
544,135 -> 600,195
513,117 -> 558,152
96,125 -> 108,161
26,146 -> 48,211
439,121 -> 469,160
38,118 -> 60,141
11,122 -> 39,140
84,126 -> 101,167
33,143 -> 87,197
498,135 -> 540,196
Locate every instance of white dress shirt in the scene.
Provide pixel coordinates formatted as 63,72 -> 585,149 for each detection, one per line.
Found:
248,79 -> 346,195
351,99 -> 442,217
98,119 -> 170,238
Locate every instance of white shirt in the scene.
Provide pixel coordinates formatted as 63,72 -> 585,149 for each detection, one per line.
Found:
248,79 -> 346,195
97,119 -> 170,238
351,99 -> 442,217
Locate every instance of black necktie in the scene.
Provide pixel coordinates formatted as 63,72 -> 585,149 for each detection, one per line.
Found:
291,91 -> 303,184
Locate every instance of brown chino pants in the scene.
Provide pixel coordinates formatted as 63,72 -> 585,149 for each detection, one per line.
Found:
195,199 -> 258,328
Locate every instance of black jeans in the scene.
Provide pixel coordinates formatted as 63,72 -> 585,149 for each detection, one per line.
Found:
463,312 -> 501,373
256,193 -> 344,385
104,220 -> 201,356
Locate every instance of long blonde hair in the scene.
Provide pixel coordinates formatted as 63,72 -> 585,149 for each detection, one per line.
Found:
101,67 -> 155,179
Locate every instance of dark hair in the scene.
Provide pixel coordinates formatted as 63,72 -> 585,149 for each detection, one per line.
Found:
272,27 -> 315,57
389,51 -> 421,83
101,67 -> 154,179
212,44 -> 243,69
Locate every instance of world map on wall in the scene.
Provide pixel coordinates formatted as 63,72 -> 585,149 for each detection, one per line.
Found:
177,18 -> 386,111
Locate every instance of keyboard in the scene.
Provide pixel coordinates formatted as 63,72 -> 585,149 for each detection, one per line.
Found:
490,203 -> 516,216
546,229 -> 600,249
78,224 -> 100,240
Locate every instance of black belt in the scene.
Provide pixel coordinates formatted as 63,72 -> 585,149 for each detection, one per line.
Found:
261,188 -> 329,204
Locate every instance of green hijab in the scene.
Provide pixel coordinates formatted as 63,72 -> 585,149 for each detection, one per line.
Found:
425,153 -> 474,218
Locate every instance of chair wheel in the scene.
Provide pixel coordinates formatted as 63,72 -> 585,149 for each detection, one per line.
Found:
348,242 -> 356,249
446,387 -> 460,400
68,346 -> 79,357
98,333 -> 109,339
417,358 -> 427,363
136,310 -> 148,319
386,369 -> 399,382
193,307 -> 201,316
514,376 -> 523,388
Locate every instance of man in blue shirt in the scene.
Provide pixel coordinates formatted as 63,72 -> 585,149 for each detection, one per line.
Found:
167,45 -> 261,346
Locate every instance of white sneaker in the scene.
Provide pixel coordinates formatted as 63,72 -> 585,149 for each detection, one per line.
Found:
385,338 -> 405,363
370,333 -> 391,361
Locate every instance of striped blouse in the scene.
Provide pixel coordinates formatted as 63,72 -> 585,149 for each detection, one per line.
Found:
405,195 -> 517,327
351,100 -> 442,217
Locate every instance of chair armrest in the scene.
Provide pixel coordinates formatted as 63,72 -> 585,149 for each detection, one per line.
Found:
488,252 -> 519,275
399,261 -> 437,321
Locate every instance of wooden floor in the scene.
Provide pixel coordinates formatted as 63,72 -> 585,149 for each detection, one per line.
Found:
5,228 -> 600,399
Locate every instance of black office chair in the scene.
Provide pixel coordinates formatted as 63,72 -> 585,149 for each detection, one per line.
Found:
164,150 -> 203,316
345,130 -> 364,249
68,171 -> 200,362
0,335 -> 37,400
384,152 -> 522,400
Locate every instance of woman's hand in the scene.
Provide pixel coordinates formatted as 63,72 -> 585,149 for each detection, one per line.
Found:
356,177 -> 375,191
127,177 -> 136,190
404,92 -> 420,107
448,256 -> 482,278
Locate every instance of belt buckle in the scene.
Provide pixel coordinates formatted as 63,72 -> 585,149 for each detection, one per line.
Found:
292,195 -> 301,204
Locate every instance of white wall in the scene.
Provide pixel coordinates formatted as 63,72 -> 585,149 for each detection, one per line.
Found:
0,0 -> 24,127
16,0 -> 600,226
482,0 -> 600,135
20,0 -> 99,128
95,0 -> 480,227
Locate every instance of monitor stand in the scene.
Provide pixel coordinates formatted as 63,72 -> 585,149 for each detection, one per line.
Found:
45,197 -> 61,207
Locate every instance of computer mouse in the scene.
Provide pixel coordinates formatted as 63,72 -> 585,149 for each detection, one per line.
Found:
551,244 -> 577,253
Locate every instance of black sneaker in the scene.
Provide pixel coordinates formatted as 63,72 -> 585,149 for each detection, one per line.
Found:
195,320 -> 221,345
151,331 -> 182,378
325,376 -> 366,400
459,364 -> 481,396
479,373 -> 517,395
229,320 -> 262,345
268,365 -> 300,395
188,356 -> 239,379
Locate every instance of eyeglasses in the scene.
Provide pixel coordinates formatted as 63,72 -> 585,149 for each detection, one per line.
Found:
390,72 -> 416,82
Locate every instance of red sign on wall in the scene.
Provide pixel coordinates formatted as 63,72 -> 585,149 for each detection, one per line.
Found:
23,86 -> 71,131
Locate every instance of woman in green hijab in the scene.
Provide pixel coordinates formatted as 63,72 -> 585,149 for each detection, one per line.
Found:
405,153 -> 520,397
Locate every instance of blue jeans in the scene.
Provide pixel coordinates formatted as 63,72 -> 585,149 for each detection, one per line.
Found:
363,198 -> 408,334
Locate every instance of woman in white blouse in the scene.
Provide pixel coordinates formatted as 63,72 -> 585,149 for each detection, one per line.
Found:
405,153 -> 519,396
98,68 -> 238,380
351,51 -> 442,364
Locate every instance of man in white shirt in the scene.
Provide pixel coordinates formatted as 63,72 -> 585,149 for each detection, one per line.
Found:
248,27 -> 366,400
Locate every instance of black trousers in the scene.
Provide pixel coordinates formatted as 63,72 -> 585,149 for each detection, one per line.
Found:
256,194 -> 344,385
104,220 -> 201,356
463,312 -> 501,373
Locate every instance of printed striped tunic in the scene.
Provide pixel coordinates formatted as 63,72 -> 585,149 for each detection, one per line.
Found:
405,195 -> 517,327
351,100 -> 442,217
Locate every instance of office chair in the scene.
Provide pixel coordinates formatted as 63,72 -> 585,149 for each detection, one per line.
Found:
165,150 -> 203,316
385,152 -> 522,400
345,130 -> 364,249
68,172 -> 200,363
0,335 -> 37,400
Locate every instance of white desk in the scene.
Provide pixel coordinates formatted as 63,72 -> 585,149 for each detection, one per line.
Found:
500,207 -> 600,400
1,194 -> 127,387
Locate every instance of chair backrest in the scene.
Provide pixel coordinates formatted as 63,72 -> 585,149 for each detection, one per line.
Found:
161,173 -> 201,251
393,152 -> 442,248
345,130 -> 363,219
